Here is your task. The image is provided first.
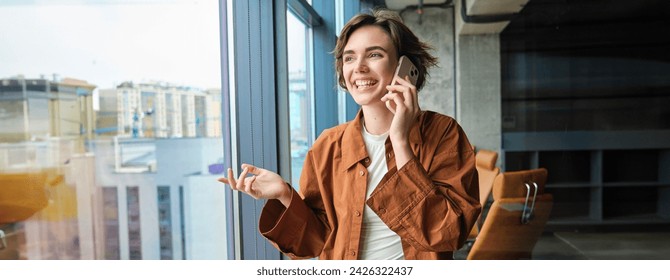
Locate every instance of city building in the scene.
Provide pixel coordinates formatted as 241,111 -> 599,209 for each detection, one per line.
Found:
1,75 -> 226,260
99,81 -> 221,139
91,137 -> 227,260
0,76 -> 96,145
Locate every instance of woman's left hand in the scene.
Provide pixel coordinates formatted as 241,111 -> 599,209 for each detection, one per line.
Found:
381,75 -> 421,146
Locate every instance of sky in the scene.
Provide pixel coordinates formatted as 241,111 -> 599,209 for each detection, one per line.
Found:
0,0 -> 222,90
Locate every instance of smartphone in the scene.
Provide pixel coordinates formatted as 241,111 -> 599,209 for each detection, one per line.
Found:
391,55 -> 418,86
386,56 -> 419,113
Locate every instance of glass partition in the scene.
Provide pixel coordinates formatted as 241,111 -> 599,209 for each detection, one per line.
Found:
0,0 -> 226,260
286,7 -> 313,189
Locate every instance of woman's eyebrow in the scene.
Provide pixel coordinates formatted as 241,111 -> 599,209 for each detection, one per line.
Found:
365,46 -> 387,53
343,46 -> 388,55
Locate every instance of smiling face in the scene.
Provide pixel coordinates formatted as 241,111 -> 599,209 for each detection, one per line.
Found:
342,25 -> 398,107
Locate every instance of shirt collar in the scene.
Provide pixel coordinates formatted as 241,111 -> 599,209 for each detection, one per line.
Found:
341,109 -> 423,171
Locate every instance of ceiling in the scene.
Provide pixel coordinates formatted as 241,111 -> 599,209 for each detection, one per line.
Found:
505,0 -> 670,30
383,0 -> 670,29
384,0 -> 451,11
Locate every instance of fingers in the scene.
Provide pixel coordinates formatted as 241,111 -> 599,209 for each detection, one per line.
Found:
223,166 -> 256,195
384,75 -> 419,114
395,75 -> 417,91
384,92 -> 407,114
243,175 -> 256,197
224,166 -> 250,192
219,175 -> 255,197
236,168 -> 249,190
227,168 -> 238,190
241,163 -> 261,175
405,75 -> 419,109
385,100 -> 396,114
221,164 -> 271,200
385,78 -> 416,96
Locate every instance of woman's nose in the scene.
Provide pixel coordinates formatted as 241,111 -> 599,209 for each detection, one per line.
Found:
354,60 -> 368,73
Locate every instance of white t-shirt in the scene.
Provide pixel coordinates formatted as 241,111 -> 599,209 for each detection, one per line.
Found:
358,125 -> 404,260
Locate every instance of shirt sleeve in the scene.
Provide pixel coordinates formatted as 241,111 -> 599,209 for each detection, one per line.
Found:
366,121 -> 481,252
258,150 -> 331,259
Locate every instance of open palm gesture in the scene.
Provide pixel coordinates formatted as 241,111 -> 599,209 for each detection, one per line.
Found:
218,164 -> 292,206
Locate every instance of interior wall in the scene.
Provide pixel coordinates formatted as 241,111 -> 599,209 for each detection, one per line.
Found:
456,34 -> 501,153
400,7 -> 456,118
401,6 -> 502,155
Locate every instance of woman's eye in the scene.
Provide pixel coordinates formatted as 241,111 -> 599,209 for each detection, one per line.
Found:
370,53 -> 382,58
344,56 -> 354,62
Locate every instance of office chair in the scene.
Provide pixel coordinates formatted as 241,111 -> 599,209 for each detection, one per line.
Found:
0,172 -> 50,224
467,168 -> 553,260
467,149 -> 500,239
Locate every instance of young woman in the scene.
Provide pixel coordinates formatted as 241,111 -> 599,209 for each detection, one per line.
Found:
219,9 -> 480,260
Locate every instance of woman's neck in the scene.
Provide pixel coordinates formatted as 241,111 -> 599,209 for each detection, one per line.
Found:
361,103 -> 393,135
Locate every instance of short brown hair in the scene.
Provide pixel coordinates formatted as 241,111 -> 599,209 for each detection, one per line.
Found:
333,8 -> 438,91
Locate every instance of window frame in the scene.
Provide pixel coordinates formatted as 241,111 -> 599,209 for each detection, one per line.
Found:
224,0 -> 345,260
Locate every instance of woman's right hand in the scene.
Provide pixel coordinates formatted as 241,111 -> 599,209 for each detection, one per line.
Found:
218,163 -> 292,207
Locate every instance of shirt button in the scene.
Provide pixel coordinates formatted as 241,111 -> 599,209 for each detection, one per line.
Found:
387,153 -> 391,158
350,250 -> 356,256
364,158 -> 370,163
354,211 -> 360,217
379,208 -> 386,214
359,170 -> 365,176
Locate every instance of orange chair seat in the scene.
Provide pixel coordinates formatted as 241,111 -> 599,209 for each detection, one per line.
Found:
467,168 -> 553,260
0,173 -> 50,224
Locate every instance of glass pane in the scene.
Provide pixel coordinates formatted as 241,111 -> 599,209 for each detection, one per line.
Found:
157,186 -> 172,260
127,186 -> 142,260
501,9 -> 670,133
286,10 -> 312,188
0,0 -> 226,260
102,187 -> 120,260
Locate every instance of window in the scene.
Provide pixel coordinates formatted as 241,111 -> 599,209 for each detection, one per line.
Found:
157,186 -> 173,260
286,9 -> 313,188
0,0 -> 226,260
126,186 -> 142,260
102,187 -> 120,260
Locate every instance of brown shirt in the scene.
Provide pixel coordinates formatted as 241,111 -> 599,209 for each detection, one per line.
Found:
259,110 -> 481,260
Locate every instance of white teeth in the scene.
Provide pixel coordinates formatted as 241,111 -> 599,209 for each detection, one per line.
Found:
355,80 -> 377,87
